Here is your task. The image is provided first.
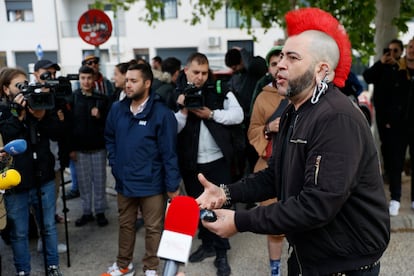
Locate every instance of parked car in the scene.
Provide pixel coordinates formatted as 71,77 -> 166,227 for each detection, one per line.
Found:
358,91 -> 374,126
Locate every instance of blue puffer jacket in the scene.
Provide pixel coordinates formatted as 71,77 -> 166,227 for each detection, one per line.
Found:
105,93 -> 181,197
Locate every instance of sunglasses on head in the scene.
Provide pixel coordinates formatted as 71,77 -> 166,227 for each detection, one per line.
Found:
86,60 -> 99,65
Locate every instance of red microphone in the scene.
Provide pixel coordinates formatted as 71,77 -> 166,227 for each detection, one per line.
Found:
157,195 -> 200,276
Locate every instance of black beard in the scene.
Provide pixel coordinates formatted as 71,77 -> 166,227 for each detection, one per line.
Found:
286,68 -> 314,98
129,91 -> 146,101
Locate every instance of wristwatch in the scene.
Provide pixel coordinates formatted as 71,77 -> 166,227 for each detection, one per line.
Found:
208,110 -> 214,120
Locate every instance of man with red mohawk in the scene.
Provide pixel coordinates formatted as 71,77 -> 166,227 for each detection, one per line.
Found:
195,7 -> 390,276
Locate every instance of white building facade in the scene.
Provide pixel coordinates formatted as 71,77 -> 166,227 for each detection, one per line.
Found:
1,0 -> 414,80
0,0 -> 286,79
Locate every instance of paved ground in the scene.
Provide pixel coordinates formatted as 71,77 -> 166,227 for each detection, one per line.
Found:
1,171 -> 413,276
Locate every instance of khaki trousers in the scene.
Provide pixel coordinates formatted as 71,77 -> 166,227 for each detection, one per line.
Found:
117,193 -> 165,272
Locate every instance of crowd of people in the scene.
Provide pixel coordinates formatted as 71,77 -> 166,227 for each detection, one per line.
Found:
2,6 -> 412,276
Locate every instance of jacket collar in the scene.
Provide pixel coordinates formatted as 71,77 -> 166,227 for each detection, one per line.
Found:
120,92 -> 158,119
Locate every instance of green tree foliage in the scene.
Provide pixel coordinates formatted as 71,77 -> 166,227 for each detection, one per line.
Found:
92,0 -> 413,63
395,0 -> 414,33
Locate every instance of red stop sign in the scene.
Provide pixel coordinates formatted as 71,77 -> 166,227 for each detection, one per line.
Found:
78,9 -> 112,46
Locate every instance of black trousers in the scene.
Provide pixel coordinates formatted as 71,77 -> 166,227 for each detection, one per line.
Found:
385,126 -> 414,202
181,158 -> 231,251
375,116 -> 390,175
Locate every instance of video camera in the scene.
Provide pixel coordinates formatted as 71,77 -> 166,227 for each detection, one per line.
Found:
183,83 -> 204,109
15,73 -> 78,110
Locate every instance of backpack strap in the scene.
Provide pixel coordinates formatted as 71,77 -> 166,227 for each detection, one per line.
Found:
266,98 -> 289,124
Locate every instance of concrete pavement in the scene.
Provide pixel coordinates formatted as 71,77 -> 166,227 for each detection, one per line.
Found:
1,171 -> 413,275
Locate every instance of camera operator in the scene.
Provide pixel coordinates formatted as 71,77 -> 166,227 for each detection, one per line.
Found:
0,67 -> 64,276
33,60 -> 70,254
174,52 -> 243,276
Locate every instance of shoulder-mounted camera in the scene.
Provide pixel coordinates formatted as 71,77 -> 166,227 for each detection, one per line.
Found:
15,73 -> 78,110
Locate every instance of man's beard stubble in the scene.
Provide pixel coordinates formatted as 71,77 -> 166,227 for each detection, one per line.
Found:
129,89 -> 146,101
286,68 -> 314,98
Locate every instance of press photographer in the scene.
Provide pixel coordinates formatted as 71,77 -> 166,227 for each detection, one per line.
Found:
182,82 -> 204,109
0,66 -> 65,276
174,53 -> 244,276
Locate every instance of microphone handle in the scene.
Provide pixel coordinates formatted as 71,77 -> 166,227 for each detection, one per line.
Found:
162,260 -> 179,276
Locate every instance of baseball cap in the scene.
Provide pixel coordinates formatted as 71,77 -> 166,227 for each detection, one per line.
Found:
34,59 -> 61,72
82,55 -> 100,65
265,45 -> 283,66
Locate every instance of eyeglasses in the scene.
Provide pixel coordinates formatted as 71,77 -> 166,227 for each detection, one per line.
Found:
388,48 -> 399,53
86,60 -> 99,66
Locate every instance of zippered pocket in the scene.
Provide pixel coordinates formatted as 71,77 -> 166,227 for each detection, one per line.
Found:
314,155 -> 322,185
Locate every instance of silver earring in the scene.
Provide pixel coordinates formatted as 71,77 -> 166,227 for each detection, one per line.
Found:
311,76 -> 328,104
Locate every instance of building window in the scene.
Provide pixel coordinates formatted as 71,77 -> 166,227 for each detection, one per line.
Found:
161,0 -> 177,19
226,5 -> 247,28
6,0 -> 33,22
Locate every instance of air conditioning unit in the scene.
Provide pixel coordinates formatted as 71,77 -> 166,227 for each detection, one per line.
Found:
208,36 -> 221,47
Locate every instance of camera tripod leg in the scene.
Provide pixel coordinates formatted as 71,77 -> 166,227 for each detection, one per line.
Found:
35,178 -> 48,276
60,168 -> 71,267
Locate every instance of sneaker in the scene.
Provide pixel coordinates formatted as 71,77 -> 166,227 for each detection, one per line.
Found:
270,260 -> 281,276
47,265 -> 63,276
96,213 -> 109,227
64,189 -> 80,200
75,214 -> 94,227
145,270 -> 158,276
101,262 -> 135,276
271,266 -> 280,276
389,200 -> 400,216
37,239 -> 67,254
16,272 -> 27,276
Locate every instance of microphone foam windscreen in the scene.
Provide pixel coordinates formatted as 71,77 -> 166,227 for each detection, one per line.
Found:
0,169 -> 21,190
4,139 -> 27,155
164,195 -> 200,237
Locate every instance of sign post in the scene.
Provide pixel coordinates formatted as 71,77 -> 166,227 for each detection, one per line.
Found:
36,44 -> 43,60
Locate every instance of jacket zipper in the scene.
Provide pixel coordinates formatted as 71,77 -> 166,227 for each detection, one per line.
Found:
314,155 -> 321,185
294,245 -> 303,275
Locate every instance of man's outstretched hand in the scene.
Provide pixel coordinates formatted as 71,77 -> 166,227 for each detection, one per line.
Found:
196,173 -> 227,210
196,173 -> 238,238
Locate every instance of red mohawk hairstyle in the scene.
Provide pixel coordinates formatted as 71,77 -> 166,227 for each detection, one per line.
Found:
285,7 -> 351,87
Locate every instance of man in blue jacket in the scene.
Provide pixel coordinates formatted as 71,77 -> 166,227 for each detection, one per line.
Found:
103,63 -> 181,276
